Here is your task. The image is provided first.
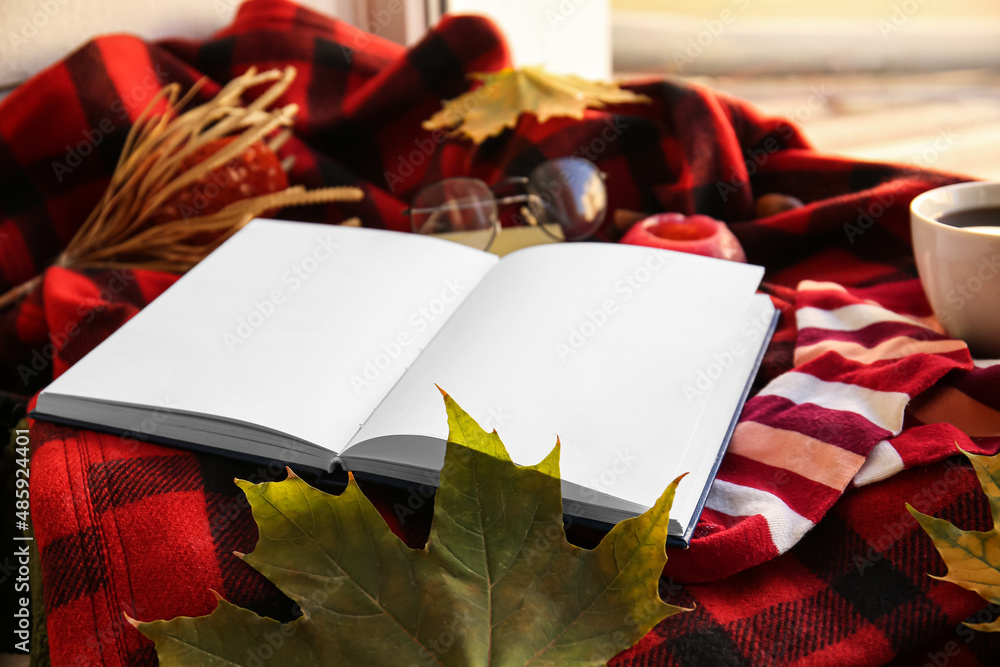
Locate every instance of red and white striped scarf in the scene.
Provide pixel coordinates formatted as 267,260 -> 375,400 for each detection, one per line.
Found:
667,278 -> 1000,582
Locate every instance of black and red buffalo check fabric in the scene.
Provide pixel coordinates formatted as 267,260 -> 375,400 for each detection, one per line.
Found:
3,0 -> 1000,664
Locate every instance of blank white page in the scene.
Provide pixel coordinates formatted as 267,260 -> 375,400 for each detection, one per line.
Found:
41,220 -> 499,452
347,243 -> 764,514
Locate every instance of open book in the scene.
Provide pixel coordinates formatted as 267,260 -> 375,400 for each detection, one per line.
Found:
33,219 -> 776,545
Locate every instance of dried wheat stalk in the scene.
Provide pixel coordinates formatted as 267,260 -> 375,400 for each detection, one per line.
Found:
0,66 -> 364,310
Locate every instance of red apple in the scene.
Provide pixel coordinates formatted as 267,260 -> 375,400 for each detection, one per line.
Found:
620,212 -> 746,262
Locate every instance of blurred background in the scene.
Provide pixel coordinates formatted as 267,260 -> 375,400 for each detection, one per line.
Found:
614,0 -> 1000,180
2,0 -> 1000,178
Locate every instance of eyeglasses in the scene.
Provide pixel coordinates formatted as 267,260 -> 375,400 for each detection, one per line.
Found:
405,157 -> 607,251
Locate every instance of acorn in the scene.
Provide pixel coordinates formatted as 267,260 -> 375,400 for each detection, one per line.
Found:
755,193 -> 804,218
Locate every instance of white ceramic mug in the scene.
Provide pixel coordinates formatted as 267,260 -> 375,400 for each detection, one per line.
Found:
911,181 -> 1000,358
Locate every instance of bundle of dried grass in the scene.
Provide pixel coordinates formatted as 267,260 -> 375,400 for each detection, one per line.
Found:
0,66 -> 363,310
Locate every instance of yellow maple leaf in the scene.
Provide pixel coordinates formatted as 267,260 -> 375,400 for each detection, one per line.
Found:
423,66 -> 651,144
909,447 -> 1000,631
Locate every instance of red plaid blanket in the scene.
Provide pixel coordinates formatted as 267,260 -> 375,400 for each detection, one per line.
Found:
3,1 -> 1000,664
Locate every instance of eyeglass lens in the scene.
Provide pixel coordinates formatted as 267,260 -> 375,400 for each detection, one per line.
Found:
410,178 -> 497,236
526,157 -> 607,241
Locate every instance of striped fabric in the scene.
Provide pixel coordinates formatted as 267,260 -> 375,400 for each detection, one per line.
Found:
859,359 -> 1000,485
666,279 -> 976,582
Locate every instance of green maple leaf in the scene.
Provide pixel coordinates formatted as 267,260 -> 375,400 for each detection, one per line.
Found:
909,447 -> 1000,632
132,390 -> 688,665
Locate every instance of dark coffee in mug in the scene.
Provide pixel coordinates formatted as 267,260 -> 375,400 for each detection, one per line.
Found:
937,206 -> 1000,232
